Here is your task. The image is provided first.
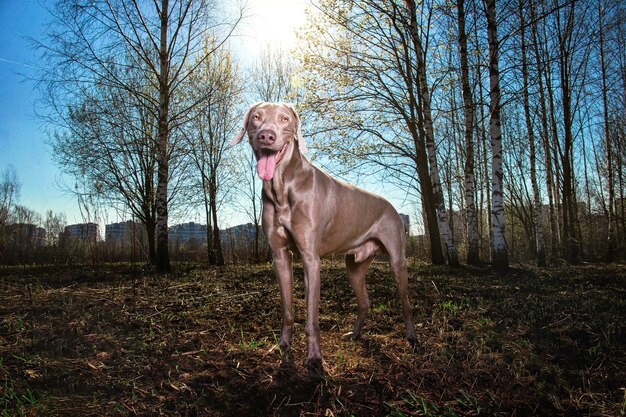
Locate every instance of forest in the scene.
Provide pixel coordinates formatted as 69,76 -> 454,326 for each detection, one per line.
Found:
1,2 -> 625,416
0,0 -> 624,268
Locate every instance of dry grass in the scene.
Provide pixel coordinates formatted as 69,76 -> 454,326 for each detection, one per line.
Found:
1,262 -> 624,416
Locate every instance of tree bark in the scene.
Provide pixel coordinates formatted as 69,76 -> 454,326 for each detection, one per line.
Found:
484,0 -> 508,270
409,119 -> 446,265
457,0 -> 480,266
406,0 -> 459,267
556,4 -> 581,264
598,3 -> 616,262
519,1 -> 546,267
209,177 -> 224,265
155,0 -> 171,272
529,0 -> 559,261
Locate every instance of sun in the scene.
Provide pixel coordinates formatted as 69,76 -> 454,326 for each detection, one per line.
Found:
243,0 -> 308,52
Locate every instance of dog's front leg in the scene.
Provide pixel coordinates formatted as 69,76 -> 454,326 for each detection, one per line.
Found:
273,247 -> 294,359
301,252 -> 323,375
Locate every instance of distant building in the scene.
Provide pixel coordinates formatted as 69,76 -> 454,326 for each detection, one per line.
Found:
169,222 -> 207,243
105,221 -> 146,244
399,214 -> 410,233
5,223 -> 46,245
103,220 -> 148,261
64,223 -> 99,242
220,223 -> 257,242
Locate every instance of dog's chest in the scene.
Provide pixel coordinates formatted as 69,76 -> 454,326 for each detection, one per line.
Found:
263,183 -> 292,231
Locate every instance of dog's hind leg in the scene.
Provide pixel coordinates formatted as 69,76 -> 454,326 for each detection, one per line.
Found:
343,254 -> 375,341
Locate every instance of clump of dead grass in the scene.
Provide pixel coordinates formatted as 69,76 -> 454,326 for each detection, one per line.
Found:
0,262 -> 624,416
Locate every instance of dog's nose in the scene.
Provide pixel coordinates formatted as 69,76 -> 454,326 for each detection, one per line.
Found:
257,129 -> 276,145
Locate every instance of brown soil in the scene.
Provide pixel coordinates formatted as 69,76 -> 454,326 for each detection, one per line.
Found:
1,262 -> 624,416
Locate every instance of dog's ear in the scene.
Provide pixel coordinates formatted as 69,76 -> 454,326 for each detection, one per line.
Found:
286,103 -> 308,154
229,102 -> 263,147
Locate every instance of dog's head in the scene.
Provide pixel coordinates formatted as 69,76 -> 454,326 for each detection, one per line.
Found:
229,102 -> 307,181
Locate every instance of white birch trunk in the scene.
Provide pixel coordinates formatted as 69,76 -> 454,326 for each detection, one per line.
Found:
406,0 -> 459,266
485,0 -> 508,269
457,0 -> 480,265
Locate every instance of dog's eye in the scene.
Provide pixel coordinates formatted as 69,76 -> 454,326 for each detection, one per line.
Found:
252,114 -> 260,121
280,115 -> 289,123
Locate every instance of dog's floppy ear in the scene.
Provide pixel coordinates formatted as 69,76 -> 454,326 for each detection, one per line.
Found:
229,102 -> 263,147
286,103 -> 308,154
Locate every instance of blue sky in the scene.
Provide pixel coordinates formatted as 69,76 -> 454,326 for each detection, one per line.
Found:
0,0 -> 310,227
0,0 -> 83,222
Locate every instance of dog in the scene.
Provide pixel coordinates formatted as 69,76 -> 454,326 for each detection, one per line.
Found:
229,102 -> 417,373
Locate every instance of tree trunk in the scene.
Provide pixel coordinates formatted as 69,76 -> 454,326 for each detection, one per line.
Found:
530,0 -> 559,262
457,0 -> 480,266
145,213 -> 157,265
540,5 -> 564,259
209,178 -> 224,266
393,1 -> 444,265
155,0 -> 171,273
519,1 -> 546,267
406,0 -> 459,267
556,5 -> 581,264
598,3 -> 616,262
408,120 -> 446,265
484,0 -> 508,270
203,173 -> 216,265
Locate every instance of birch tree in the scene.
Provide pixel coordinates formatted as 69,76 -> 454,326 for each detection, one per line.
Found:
519,0 -> 546,266
184,38 -> 242,265
37,0 -> 243,272
297,0 -> 453,265
456,0 -> 481,265
50,83 -> 162,264
484,0 -> 508,269
405,0 -> 460,267
529,0 -> 560,261
598,2 -> 616,261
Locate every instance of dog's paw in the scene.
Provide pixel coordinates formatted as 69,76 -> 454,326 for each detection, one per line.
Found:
306,357 -> 325,379
407,336 -> 421,353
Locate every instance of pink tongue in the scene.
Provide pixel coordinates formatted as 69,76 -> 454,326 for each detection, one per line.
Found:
257,153 -> 277,181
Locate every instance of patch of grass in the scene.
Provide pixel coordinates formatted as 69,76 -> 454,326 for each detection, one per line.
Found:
440,300 -> 461,316
0,262 -> 624,416
1,369 -> 38,417
387,389 -> 483,417
238,328 -> 264,351
371,302 -> 390,314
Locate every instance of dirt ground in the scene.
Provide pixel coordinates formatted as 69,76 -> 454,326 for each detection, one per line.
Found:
1,261 -> 624,416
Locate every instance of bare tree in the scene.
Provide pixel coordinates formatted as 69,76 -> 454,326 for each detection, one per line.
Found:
529,0 -> 560,261
555,0 -> 583,264
44,210 -> 67,247
519,0 -> 546,266
456,0 -> 481,265
50,77 -> 162,264
0,166 -> 22,264
598,2 -> 616,261
184,37 -> 242,265
297,0 -> 454,265
36,0 -> 244,271
0,166 -> 20,227
484,0 -> 509,269
250,45 -> 296,102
